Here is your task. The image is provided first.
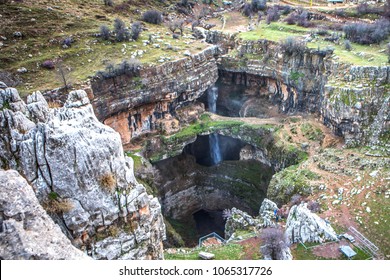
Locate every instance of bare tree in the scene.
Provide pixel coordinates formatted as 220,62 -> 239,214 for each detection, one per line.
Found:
260,227 -> 290,260
56,61 -> 72,94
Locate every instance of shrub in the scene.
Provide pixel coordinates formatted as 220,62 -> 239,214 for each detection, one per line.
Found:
280,37 -> 306,56
266,6 -> 280,24
343,20 -> 390,45
344,39 -> 352,51
41,60 -> 55,70
297,10 -> 309,27
307,200 -> 320,213
100,25 -> 111,40
97,59 -> 141,79
100,173 -> 116,192
142,10 -> 163,25
131,21 -> 142,40
114,18 -> 130,42
252,0 -> 267,12
290,194 -> 302,206
62,37 -> 73,47
324,32 -> 341,43
260,227 -> 290,260
285,12 -> 298,25
242,3 -> 252,17
42,195 -> 73,214
335,9 -> 346,18
103,0 -> 114,6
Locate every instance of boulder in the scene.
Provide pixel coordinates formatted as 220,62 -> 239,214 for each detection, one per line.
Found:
0,169 -> 90,260
0,84 -> 166,260
259,198 -> 278,228
224,208 -> 261,240
285,203 -> 338,243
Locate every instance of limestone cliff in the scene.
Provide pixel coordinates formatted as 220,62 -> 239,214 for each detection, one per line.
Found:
0,83 -> 165,259
0,170 -> 90,260
90,46 -> 219,144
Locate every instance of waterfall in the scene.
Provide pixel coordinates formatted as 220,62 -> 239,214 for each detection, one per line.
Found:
207,86 -> 218,113
209,133 -> 222,165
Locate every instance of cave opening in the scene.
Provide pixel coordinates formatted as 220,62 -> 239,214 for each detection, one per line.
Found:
193,209 -> 225,239
199,75 -> 280,118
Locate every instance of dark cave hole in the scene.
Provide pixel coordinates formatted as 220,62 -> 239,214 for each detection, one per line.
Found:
193,209 -> 225,239
183,133 -> 246,167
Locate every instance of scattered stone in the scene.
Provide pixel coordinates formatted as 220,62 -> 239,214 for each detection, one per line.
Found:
199,252 -> 214,260
13,31 -> 22,38
369,170 -> 379,177
183,50 -> 191,56
17,67 -> 27,73
366,207 -> 371,213
332,200 -> 340,205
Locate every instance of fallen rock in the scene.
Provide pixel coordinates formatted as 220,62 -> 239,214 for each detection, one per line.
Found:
285,203 -> 338,243
199,251 -> 215,260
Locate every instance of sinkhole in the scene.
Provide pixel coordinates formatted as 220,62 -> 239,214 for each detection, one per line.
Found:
154,134 -> 274,247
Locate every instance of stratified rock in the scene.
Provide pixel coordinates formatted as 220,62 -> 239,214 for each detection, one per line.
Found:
0,169 -> 90,260
285,203 -> 338,243
0,84 -> 166,260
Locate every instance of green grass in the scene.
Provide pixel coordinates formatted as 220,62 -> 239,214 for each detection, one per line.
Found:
125,151 -> 143,171
359,191 -> 390,258
307,40 -> 388,67
300,123 -> 324,142
164,243 -> 245,260
239,22 -> 309,42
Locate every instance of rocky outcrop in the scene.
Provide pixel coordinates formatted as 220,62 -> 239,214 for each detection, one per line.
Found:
285,203 -> 338,244
322,66 -> 390,146
212,37 -> 389,147
91,46 -> 219,144
0,84 -> 166,259
224,208 -> 261,240
0,169 -> 89,260
258,199 -> 278,228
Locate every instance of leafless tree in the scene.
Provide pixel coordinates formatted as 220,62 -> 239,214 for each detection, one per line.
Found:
56,61 -> 72,94
260,227 -> 290,260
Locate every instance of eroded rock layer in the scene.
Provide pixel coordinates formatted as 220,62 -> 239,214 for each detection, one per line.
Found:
0,84 -> 165,259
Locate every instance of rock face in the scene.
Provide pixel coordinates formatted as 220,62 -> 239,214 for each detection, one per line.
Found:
91,46 -> 219,144
285,203 -> 338,244
0,169 -> 89,260
0,84 -> 165,259
258,198 -> 278,228
214,38 -> 389,147
224,208 -> 261,240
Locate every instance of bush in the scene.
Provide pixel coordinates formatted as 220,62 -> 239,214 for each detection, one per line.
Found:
114,18 -> 130,42
307,200 -> 320,213
242,3 -> 252,17
260,227 -> 290,260
100,173 -> 116,192
131,21 -> 142,40
252,0 -> 267,12
62,37 -> 73,48
103,0 -> 114,6
290,194 -> 302,206
297,10 -> 309,27
100,25 -> 111,40
343,19 -> 390,45
344,39 -> 352,51
97,58 -> 141,79
324,32 -> 341,43
142,10 -> 163,25
280,37 -> 306,56
41,60 -> 55,70
266,6 -> 280,24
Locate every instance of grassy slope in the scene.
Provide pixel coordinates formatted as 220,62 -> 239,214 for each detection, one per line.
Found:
0,0 -> 207,95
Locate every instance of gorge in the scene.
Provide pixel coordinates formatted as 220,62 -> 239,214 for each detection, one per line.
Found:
0,0 -> 389,261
